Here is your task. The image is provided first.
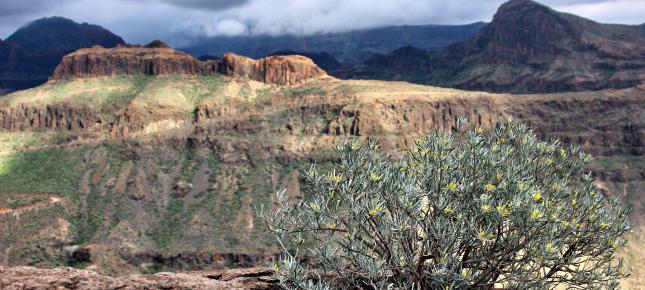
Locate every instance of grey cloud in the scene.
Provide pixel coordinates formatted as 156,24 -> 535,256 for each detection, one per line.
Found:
159,0 -> 250,10
1,0 -> 643,44
0,0 -> 76,16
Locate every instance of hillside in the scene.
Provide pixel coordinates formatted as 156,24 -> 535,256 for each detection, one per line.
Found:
0,45 -> 643,287
0,17 -> 125,94
339,0 -> 645,93
181,22 -> 486,64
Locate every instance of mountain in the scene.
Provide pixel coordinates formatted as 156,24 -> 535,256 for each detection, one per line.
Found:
0,45 -> 642,278
0,17 -> 125,94
180,22 -> 486,64
339,0 -> 645,93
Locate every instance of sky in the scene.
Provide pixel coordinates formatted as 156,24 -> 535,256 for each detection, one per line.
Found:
1,0 -> 644,47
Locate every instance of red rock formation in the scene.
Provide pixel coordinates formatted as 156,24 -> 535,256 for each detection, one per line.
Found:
51,44 -> 214,79
51,42 -> 326,85
220,52 -> 327,85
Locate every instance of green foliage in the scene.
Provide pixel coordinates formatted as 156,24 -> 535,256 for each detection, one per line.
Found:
260,120 -> 631,289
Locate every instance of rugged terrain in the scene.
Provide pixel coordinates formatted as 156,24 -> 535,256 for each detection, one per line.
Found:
339,0 -> 645,93
0,43 -> 643,288
0,17 -> 125,94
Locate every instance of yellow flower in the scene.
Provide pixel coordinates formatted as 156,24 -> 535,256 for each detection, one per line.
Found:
368,206 -> 382,216
590,190 -> 597,197
328,173 -> 343,183
496,205 -> 510,217
310,203 -> 318,210
273,263 -> 280,273
608,240 -> 618,249
446,181 -> 458,192
546,158 -> 553,166
532,192 -> 542,201
546,243 -> 555,252
561,221 -> 570,228
485,183 -> 495,192
600,222 -> 609,229
560,148 -> 567,158
481,204 -> 492,212
418,229 -> 426,240
531,209 -> 542,220
491,145 -> 498,153
571,199 -> 577,206
420,149 -> 430,156
478,231 -> 486,238
443,207 -> 453,214
344,233 -> 350,239
370,172 -> 382,182
462,269 -> 471,277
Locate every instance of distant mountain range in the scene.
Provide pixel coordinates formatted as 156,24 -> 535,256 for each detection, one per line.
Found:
0,17 -> 124,94
180,22 -> 487,64
338,0 -> 645,93
1,0 -> 644,95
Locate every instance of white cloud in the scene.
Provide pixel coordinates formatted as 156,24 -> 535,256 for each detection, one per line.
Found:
203,19 -> 248,36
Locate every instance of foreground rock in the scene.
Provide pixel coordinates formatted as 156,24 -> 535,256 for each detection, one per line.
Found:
51,41 -> 326,85
0,266 -> 279,290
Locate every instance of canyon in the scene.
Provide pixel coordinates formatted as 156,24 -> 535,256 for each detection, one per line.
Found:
0,44 -> 642,284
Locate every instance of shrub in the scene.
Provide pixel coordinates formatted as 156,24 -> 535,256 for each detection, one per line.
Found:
259,120 -> 631,289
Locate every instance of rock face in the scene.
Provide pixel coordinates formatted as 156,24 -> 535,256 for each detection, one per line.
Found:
219,52 -> 327,85
51,43 -> 326,85
51,43 -> 215,79
0,266 -> 279,289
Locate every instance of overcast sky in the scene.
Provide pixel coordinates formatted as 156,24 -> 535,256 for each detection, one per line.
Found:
1,0 -> 644,47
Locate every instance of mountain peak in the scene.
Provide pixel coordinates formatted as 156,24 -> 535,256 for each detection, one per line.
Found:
5,16 -> 124,52
467,0 -> 580,59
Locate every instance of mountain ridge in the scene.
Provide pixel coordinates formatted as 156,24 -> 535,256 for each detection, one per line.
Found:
338,0 -> 645,93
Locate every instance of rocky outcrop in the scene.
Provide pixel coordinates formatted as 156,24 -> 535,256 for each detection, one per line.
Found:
220,52 -> 327,85
51,43 -> 215,79
0,266 -> 279,289
51,43 -> 326,85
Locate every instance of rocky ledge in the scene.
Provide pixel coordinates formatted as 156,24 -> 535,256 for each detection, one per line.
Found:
0,266 -> 279,290
51,41 -> 327,85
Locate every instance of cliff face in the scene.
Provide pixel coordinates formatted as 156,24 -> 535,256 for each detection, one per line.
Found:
51,43 -> 326,85
220,53 -> 327,85
51,45 -> 212,79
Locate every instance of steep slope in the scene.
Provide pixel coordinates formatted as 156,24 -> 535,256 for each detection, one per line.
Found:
340,0 -> 645,93
181,22 -> 486,64
0,17 -> 125,94
0,77 -> 642,277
